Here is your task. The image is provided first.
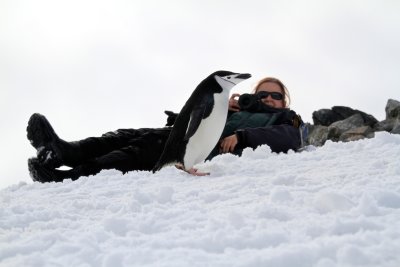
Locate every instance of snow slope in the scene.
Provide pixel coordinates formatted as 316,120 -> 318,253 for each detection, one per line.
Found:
1,132 -> 400,267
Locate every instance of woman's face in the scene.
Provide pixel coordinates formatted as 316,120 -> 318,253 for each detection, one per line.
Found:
256,82 -> 285,108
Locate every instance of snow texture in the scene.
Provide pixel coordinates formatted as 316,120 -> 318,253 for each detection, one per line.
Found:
1,132 -> 400,267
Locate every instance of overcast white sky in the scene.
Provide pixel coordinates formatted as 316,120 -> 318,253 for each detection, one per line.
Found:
1,0 -> 400,189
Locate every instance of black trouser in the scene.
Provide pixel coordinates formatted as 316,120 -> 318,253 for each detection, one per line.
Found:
72,127 -> 172,173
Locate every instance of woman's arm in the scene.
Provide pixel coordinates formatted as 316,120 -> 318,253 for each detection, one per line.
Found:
233,124 -> 301,153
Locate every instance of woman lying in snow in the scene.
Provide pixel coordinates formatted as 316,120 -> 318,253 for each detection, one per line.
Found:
27,77 -> 304,182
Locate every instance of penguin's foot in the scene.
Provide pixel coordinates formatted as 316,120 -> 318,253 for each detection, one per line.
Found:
175,164 -> 210,176
187,168 -> 210,176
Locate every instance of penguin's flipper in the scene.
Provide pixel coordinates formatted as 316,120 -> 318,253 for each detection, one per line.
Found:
184,94 -> 214,141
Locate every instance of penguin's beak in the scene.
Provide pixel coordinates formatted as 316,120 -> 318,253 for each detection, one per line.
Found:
236,73 -> 251,80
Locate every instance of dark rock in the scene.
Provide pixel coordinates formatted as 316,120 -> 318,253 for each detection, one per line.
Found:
328,114 -> 365,141
306,125 -> 329,146
312,109 -> 344,126
307,99 -> 399,147
313,106 -> 378,127
340,126 -> 374,142
374,119 -> 397,132
385,99 -> 400,119
331,106 -> 357,119
332,106 -> 378,127
391,122 -> 400,134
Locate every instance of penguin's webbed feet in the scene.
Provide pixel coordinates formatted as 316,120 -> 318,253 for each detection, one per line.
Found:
174,164 -> 210,176
187,167 -> 210,176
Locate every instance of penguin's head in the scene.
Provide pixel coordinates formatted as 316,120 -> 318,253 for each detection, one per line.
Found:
195,71 -> 251,95
213,71 -> 252,93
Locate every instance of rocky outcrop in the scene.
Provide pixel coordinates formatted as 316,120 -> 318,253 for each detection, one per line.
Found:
312,106 -> 378,127
306,99 -> 400,146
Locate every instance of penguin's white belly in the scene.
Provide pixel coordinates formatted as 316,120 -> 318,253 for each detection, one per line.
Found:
184,94 -> 228,169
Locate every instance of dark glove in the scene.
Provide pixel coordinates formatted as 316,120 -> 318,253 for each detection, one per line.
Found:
164,110 -> 178,126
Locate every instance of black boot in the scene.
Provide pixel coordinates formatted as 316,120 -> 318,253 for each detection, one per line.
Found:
27,113 -> 84,168
28,157 -> 102,183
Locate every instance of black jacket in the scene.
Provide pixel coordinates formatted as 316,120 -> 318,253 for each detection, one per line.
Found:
207,105 -> 302,159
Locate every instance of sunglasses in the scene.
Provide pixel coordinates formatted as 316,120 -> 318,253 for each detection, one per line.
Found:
257,91 -> 284,100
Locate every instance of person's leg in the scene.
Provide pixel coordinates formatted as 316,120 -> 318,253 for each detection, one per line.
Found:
27,113 -> 75,168
27,113 -> 162,168
28,128 -> 172,182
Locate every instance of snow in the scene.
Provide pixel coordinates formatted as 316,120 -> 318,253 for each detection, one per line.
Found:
1,132 -> 400,267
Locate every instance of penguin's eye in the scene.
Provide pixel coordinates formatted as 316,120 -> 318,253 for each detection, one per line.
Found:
227,76 -> 231,79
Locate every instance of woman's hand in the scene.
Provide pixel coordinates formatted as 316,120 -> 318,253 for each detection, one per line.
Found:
229,93 -> 241,112
219,134 -> 238,153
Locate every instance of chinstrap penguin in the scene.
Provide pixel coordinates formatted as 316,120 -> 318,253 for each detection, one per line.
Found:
153,70 -> 251,175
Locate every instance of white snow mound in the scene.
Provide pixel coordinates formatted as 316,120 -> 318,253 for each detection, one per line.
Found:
1,132 -> 400,267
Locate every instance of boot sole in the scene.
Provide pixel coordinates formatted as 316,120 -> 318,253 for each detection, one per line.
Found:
27,113 -> 60,149
27,113 -> 63,168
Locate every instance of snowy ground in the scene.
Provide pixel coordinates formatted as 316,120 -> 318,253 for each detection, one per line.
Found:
1,132 -> 400,267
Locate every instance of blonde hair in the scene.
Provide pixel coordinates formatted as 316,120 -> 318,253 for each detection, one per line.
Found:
253,77 -> 291,108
